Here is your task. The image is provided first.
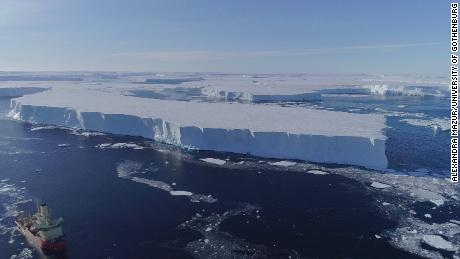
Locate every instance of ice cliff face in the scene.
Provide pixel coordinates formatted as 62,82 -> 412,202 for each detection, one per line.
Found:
200,87 -> 322,102
9,88 -> 388,169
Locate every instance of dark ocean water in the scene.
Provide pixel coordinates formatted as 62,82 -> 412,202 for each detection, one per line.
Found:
0,95 -> 449,259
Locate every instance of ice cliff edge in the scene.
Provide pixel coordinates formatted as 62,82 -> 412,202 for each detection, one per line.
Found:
9,89 -> 388,169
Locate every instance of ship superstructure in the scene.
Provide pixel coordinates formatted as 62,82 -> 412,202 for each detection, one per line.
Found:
15,203 -> 66,254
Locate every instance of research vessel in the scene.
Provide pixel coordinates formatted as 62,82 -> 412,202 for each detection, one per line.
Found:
15,203 -> 66,254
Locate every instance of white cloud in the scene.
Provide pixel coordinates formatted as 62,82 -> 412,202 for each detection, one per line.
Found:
110,42 -> 445,62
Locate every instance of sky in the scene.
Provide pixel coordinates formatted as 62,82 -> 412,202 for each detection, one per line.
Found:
0,0 -> 450,74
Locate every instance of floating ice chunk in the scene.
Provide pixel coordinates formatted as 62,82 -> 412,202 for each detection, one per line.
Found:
116,160 -> 143,178
170,191 -> 193,196
370,182 -> 391,189
421,235 -> 457,252
268,161 -> 297,167
382,202 -> 391,206
31,125 -> 62,131
57,143 -> 70,147
410,189 -> 445,206
424,214 -> 432,219
131,177 -> 173,192
96,143 -> 143,149
400,118 -> 450,132
190,194 -> 218,203
71,130 -> 105,137
375,234 -> 382,239
10,248 -> 33,259
306,170 -> 329,175
200,158 -> 226,165
360,84 -> 446,97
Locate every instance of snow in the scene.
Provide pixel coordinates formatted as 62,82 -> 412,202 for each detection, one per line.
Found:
421,235 -> 457,252
6,72 -> 446,169
370,181 -> 391,189
200,158 -> 227,165
10,88 -> 388,168
268,161 -> 297,167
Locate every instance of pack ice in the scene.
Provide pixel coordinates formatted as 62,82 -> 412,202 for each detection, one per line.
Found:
3,72 -> 443,169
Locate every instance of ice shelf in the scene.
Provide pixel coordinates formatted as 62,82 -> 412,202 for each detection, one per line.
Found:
10,87 -> 388,169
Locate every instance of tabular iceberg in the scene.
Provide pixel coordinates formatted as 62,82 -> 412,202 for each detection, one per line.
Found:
9,87 -> 388,169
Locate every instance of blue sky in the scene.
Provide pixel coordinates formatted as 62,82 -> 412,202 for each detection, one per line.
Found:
0,0 -> 448,74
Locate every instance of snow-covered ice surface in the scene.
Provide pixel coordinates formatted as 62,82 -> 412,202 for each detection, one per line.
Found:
10,88 -> 388,169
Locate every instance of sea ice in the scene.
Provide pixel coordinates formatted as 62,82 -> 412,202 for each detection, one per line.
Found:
116,161 -> 217,203
200,158 -> 227,165
421,235 -> 456,252
268,161 -> 298,167
370,182 -> 391,189
306,169 -> 329,175
170,191 -> 193,196
400,118 -> 450,132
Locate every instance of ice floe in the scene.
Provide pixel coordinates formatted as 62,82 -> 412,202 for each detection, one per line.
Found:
268,161 -> 298,167
96,143 -> 144,149
400,118 -> 450,132
306,170 -> 329,175
200,158 -> 227,165
370,181 -> 392,189
0,182 -> 32,247
421,235 -> 457,252
116,161 -> 217,203
179,203 -> 299,258
9,248 -> 33,259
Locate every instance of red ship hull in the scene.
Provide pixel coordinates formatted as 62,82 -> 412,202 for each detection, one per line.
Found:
41,239 -> 66,253
16,221 -> 66,254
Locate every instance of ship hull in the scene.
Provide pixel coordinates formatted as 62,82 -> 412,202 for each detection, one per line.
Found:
15,221 -> 66,255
